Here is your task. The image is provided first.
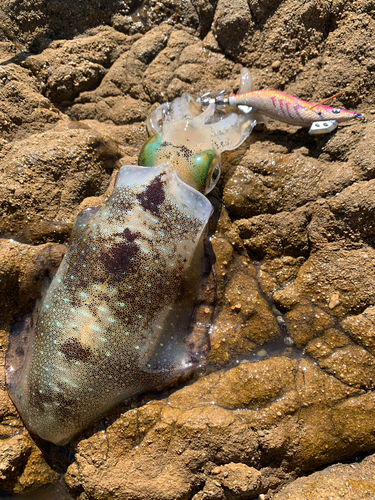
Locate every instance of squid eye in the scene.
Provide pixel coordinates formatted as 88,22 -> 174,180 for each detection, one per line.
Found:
332,108 -> 341,114
138,134 -> 163,166
205,163 -> 221,194
192,150 -> 221,194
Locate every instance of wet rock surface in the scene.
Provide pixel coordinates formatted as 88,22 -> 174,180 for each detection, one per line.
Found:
0,0 -> 375,498
272,454 -> 375,500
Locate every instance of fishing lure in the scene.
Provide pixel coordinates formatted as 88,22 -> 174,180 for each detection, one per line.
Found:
6,92 -> 256,445
200,68 -> 364,135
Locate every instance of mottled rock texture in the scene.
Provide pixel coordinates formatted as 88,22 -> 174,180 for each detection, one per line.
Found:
272,454 -> 375,500
0,0 -> 375,498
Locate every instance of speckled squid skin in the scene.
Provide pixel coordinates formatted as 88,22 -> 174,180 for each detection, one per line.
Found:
7,163 -> 212,445
7,86 -> 256,445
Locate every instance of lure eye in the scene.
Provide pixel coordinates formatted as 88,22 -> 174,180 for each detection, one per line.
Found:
332,108 -> 341,114
138,134 -> 163,167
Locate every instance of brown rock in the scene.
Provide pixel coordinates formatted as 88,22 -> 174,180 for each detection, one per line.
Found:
274,247 -> 375,320
212,0 -> 253,56
0,435 -> 32,489
271,454 -> 375,500
0,64 -> 60,145
341,306 -> 375,355
0,0 -> 375,498
210,463 -> 262,499
222,147 -> 358,219
0,121 -> 122,243
22,26 -> 131,104
235,209 -> 309,260
0,239 -> 66,338
1,0 -> 199,52
63,356 -> 375,498
208,234 -> 281,365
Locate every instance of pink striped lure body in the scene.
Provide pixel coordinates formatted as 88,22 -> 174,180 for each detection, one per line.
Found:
228,89 -> 364,127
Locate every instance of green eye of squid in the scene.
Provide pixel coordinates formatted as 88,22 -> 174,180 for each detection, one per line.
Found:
138,136 -> 220,194
138,134 -> 163,167
192,150 -> 221,194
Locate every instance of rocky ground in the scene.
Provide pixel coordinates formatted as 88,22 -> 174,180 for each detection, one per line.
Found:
0,0 -> 375,498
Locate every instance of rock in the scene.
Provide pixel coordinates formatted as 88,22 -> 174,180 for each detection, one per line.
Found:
212,463 -> 262,499
0,388 -> 57,493
0,121 -> 122,243
271,454 -> 375,500
234,209 -> 309,260
70,24 -> 242,123
208,233 -> 281,365
0,0 -> 374,498
13,447 -> 59,494
222,143 -> 363,219
1,0 -> 200,52
0,239 -> 66,332
212,0 -> 253,56
0,64 -> 60,145
341,306 -> 375,355
0,435 -> 32,490
195,462 -> 262,500
22,27 -> 130,104
63,355 -> 375,498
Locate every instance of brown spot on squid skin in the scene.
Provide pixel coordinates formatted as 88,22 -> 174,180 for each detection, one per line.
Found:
100,230 -> 140,275
60,338 -> 92,362
123,227 -> 138,242
136,174 -> 165,215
